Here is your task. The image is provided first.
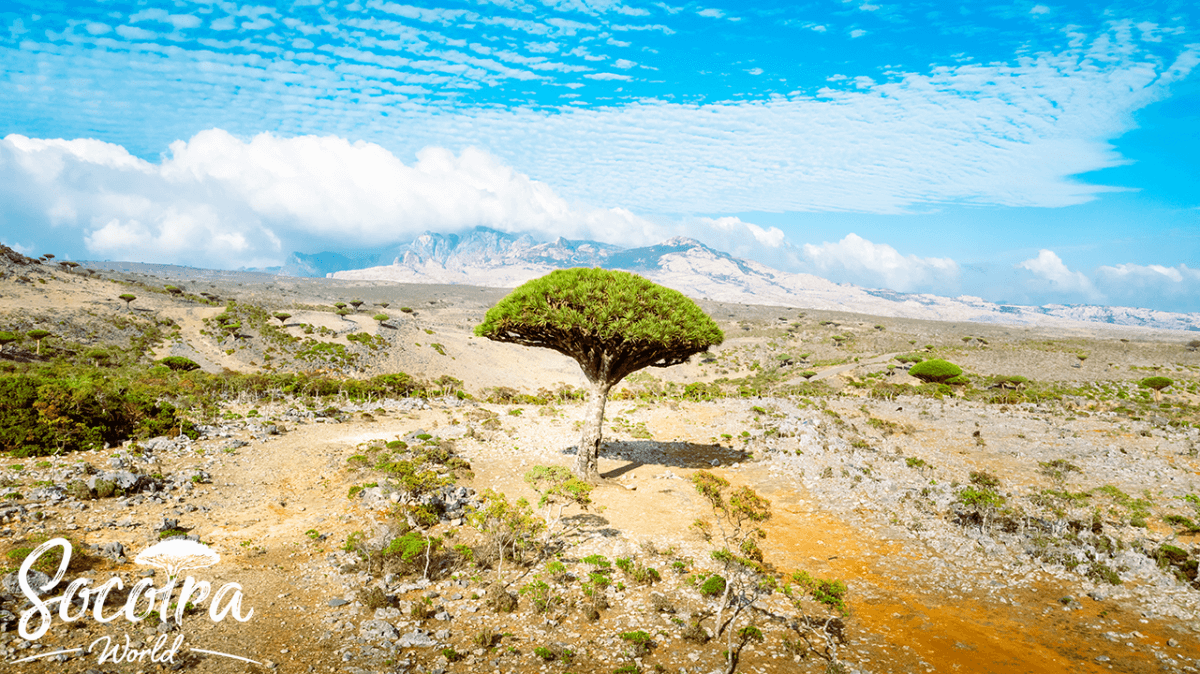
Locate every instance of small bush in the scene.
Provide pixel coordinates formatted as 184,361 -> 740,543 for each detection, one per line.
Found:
485,584 -> 518,613
620,630 -> 653,657
410,598 -> 435,620
358,587 -> 391,610
1087,562 -> 1123,586
699,574 -> 726,597
791,570 -> 849,615
157,356 -> 201,372
681,620 -> 710,644
969,470 -> 1001,488
67,480 -> 91,500
93,479 -> 117,499
473,628 -> 499,648
908,359 -> 963,384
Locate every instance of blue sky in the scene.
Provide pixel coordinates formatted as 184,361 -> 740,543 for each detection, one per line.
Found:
1,1 -> 1197,312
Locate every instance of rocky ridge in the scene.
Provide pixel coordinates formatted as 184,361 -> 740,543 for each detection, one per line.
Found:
323,231 -> 1200,333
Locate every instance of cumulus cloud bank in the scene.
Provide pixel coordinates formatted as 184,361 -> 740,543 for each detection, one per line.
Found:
1094,262 -> 1200,312
0,130 -> 661,268
800,234 -> 959,292
1005,251 -> 1200,311
1016,249 -> 1102,299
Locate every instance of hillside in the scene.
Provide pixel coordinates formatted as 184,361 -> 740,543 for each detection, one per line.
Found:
0,251 -> 1199,674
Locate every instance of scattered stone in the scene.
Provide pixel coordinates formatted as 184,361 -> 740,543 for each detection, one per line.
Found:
100,541 -> 126,561
397,629 -> 436,648
359,620 -> 399,641
3,570 -> 51,595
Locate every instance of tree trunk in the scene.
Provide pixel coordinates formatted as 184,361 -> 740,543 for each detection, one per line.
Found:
575,380 -> 611,482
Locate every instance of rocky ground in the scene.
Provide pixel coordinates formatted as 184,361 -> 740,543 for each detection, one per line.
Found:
1,255 -> 1199,674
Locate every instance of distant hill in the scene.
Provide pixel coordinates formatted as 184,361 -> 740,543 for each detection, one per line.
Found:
286,228 -> 1199,332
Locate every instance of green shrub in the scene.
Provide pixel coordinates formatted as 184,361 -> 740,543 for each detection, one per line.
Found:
519,578 -> 557,613
67,480 -> 91,500
790,570 -> 849,615
1164,515 -> 1200,533
992,375 -> 1028,388
620,630 -> 653,657
1087,562 -> 1122,586
92,479 -> 117,499
958,486 -> 1004,509
5,534 -> 88,575
157,356 -> 201,372
0,374 -> 197,456
699,574 -> 726,596
908,359 -> 963,384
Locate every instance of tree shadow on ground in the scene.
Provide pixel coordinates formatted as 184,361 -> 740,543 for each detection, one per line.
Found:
562,439 -> 750,474
561,513 -> 621,538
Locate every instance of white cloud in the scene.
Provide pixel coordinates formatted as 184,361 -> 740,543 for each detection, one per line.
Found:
747,67 -> 763,75
697,8 -> 724,19
0,131 -> 664,268
704,217 -> 785,248
115,25 -> 156,40
1,240 -> 33,255
425,25 -> 1197,216
849,29 -> 867,38
1030,5 -> 1050,15
129,9 -> 202,30
801,234 -> 959,291
0,10 -> 1193,225
1094,262 -> 1200,311
1098,262 -> 1195,284
1016,250 -> 1101,298
241,18 -> 274,30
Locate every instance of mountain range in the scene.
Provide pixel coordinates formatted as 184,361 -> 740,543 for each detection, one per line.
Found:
276,228 -> 1199,333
